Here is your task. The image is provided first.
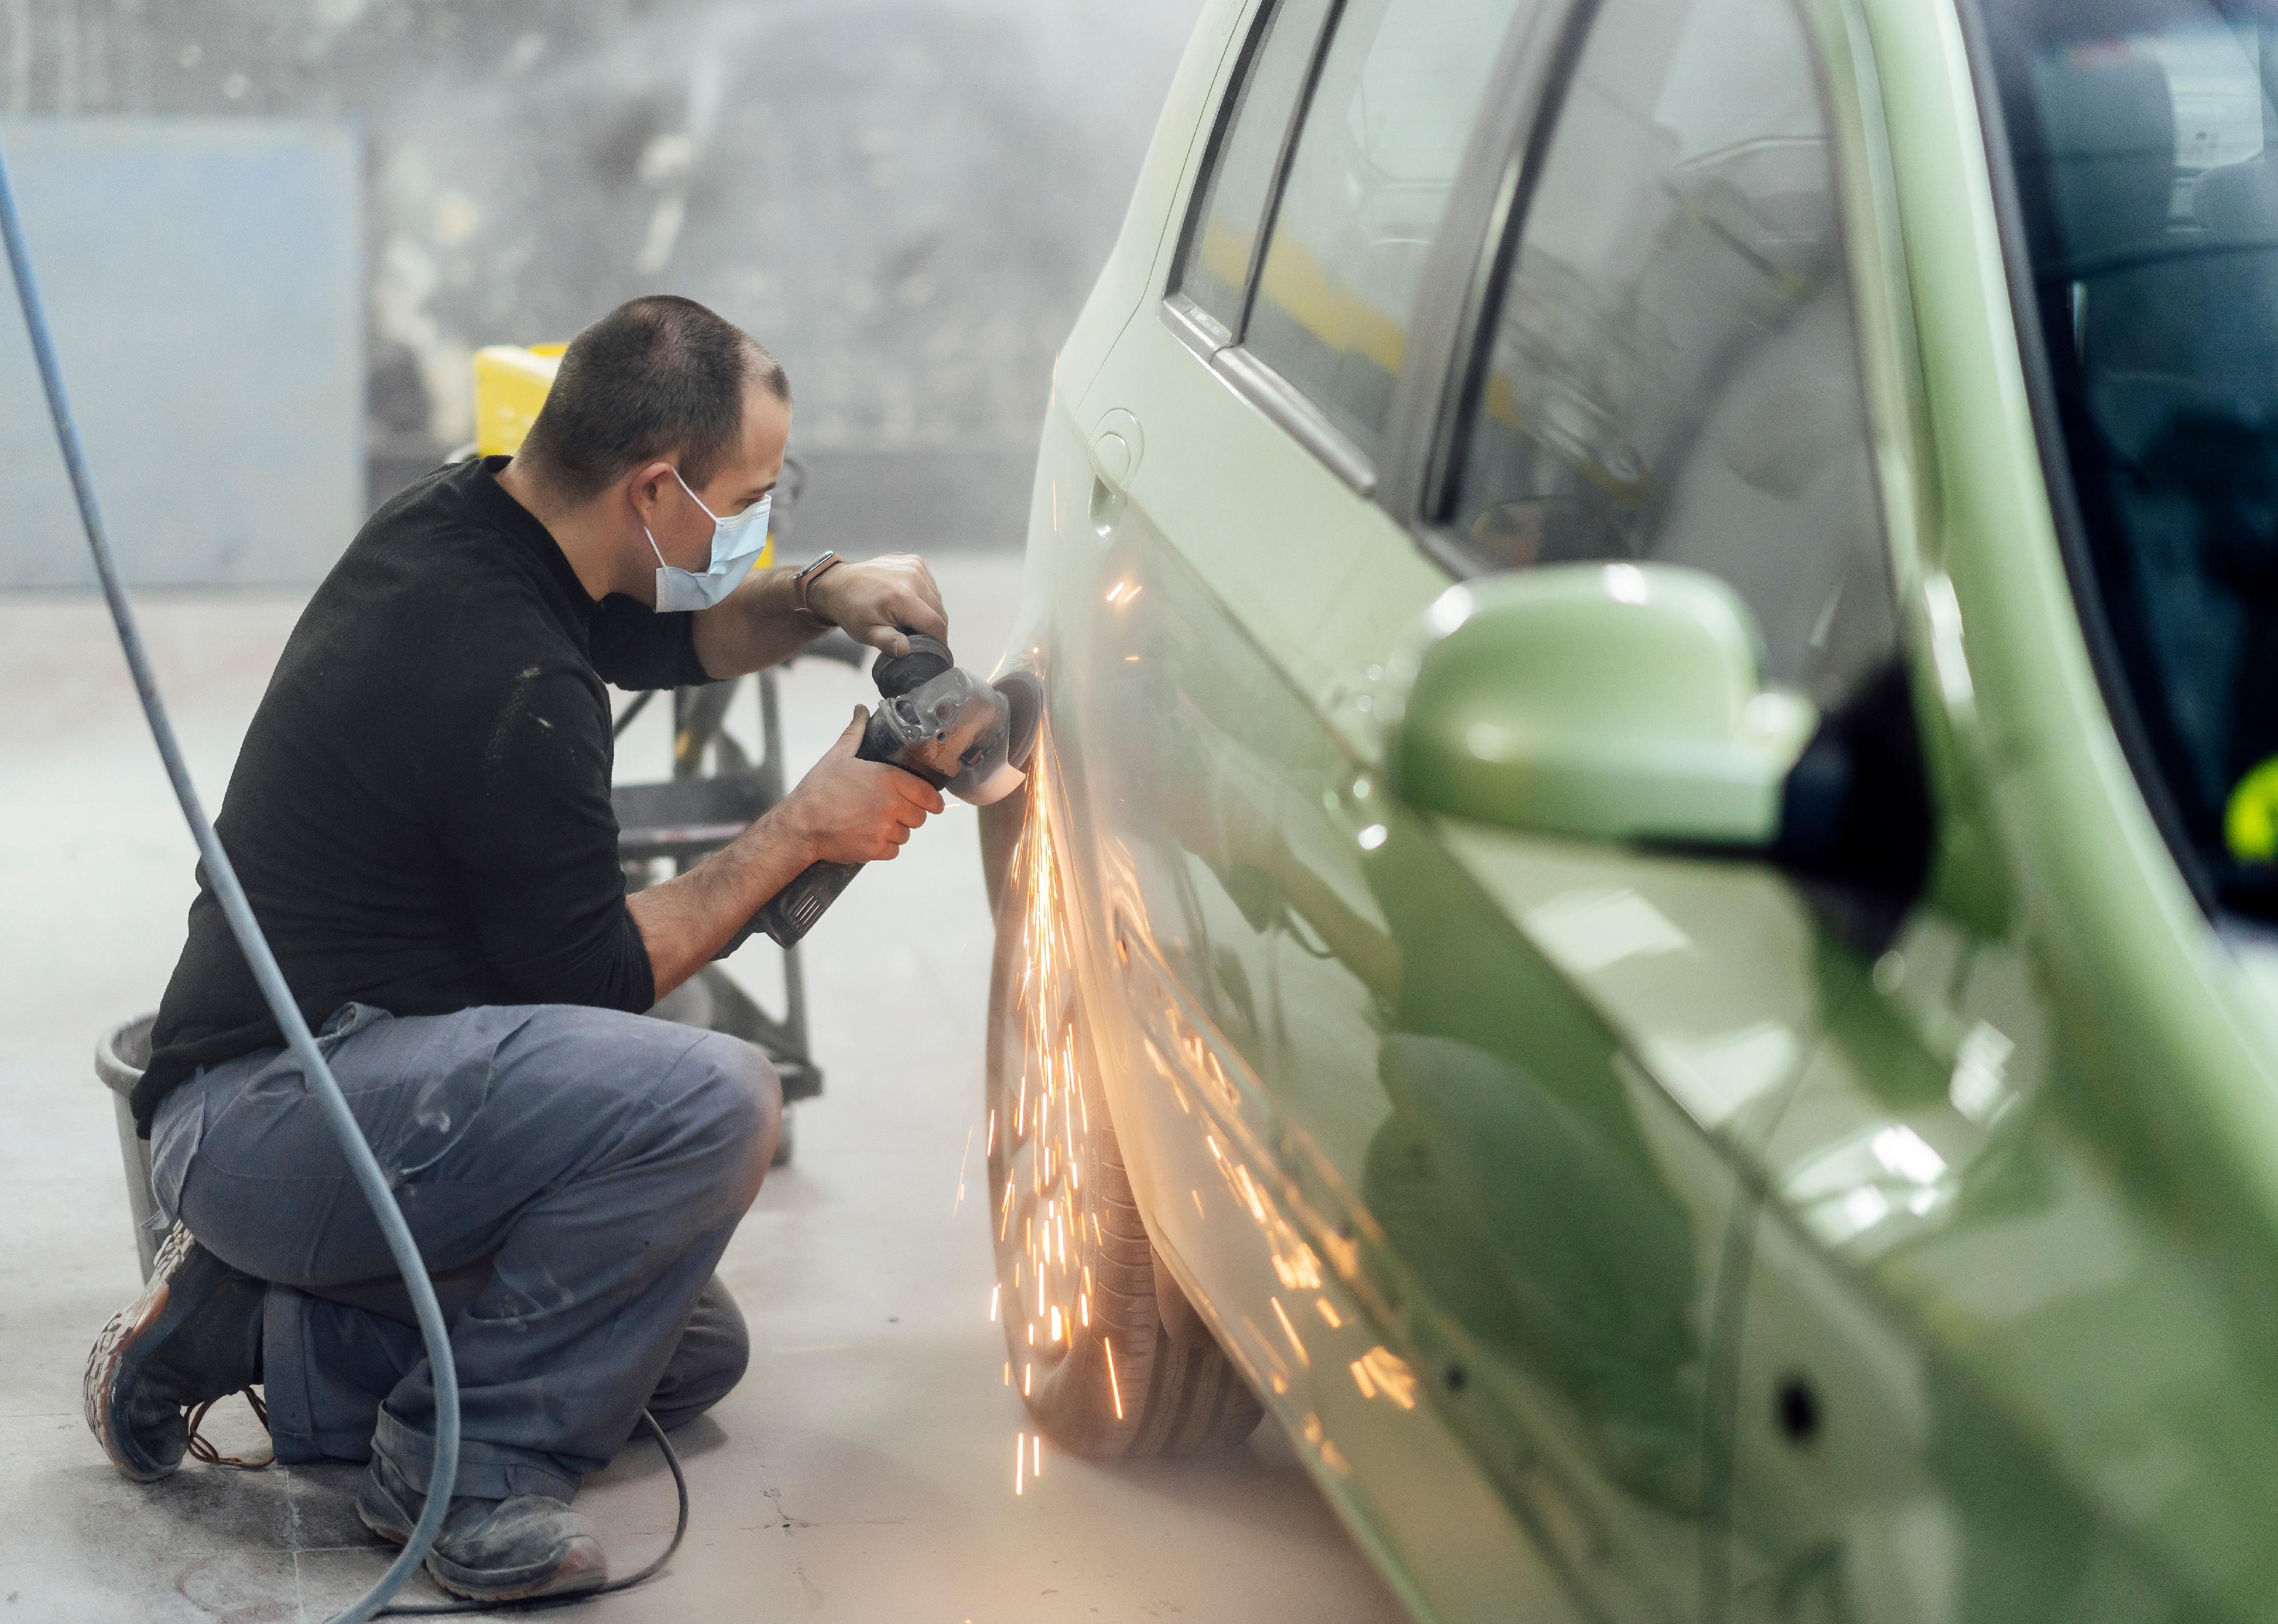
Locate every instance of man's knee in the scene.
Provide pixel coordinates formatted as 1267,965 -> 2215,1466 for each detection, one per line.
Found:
684,1033 -> 780,1204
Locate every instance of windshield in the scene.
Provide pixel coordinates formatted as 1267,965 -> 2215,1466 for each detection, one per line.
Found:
1985,0 -> 2278,915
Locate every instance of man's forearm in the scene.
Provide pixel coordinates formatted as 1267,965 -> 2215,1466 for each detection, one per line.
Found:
691,565 -> 826,680
627,802 -> 817,997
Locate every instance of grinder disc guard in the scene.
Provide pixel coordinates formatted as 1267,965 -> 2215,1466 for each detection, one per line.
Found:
995,669 -> 1042,769
872,665 -> 1030,805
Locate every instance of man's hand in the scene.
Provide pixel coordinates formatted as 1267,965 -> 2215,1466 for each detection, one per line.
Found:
780,706 -> 946,864
693,552 -> 952,679
808,553 -> 949,658
629,707 -> 946,997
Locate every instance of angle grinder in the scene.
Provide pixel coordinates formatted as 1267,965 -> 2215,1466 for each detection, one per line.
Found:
744,636 -> 1041,949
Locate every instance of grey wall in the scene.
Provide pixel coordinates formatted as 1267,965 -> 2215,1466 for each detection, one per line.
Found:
0,119 -> 364,587
0,0 -> 1205,572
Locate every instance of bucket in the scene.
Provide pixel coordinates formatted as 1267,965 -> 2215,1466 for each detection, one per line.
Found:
93,1014 -> 162,1282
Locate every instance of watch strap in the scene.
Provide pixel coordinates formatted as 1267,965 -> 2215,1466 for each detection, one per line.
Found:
793,551 -> 843,624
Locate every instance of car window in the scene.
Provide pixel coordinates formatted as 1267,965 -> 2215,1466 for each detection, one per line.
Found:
1242,0 -> 1532,462
1445,0 -> 1897,712
1982,0 -> 2278,913
1173,0 -> 1340,341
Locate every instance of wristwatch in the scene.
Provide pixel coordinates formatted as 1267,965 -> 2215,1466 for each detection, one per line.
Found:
792,550 -> 843,626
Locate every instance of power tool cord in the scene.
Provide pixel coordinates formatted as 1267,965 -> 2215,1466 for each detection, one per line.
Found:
172,1399 -> 688,1614
377,1411 -> 689,1616
0,134 -> 690,1619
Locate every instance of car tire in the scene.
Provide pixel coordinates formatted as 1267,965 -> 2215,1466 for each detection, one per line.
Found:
984,791 -> 1264,1458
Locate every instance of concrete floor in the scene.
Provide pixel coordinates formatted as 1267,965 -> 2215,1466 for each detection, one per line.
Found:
0,554 -> 1406,1622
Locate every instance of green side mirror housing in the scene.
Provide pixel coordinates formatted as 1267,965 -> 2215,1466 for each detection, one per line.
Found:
1387,562 -> 1819,847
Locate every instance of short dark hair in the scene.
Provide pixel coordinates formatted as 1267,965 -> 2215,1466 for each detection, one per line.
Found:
517,295 -> 789,502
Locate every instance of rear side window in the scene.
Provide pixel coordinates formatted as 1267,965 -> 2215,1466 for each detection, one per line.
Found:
1443,0 -> 1897,711
1173,0 -> 1340,341
1244,0 -> 1534,460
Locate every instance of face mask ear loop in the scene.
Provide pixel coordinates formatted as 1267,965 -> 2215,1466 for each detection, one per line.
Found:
645,464 -> 702,569
671,464 -> 724,525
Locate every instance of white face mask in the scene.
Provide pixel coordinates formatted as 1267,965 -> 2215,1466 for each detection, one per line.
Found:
645,467 -> 771,613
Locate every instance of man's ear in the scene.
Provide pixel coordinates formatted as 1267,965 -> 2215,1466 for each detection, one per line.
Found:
624,459 -> 678,521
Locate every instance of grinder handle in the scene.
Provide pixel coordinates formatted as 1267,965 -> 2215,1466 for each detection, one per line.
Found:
723,697 -> 910,956
749,858 -> 865,949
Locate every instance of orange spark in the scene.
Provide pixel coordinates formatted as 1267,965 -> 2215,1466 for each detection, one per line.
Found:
1272,1297 -> 1310,1368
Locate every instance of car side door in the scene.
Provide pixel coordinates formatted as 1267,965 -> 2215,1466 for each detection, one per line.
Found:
1265,0 -> 1935,1618
1072,2 -> 1621,1617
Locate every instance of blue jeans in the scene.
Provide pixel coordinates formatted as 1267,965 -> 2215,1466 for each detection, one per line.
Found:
150,1002 -> 779,1501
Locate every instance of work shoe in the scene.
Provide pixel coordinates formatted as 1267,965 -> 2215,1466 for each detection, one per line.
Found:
357,1447 -> 608,1603
83,1222 -> 267,1482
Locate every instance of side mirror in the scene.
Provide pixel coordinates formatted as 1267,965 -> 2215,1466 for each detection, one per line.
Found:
1385,563 -> 1817,848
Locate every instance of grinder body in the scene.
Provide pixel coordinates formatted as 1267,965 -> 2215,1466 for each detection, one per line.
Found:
745,637 -> 1038,949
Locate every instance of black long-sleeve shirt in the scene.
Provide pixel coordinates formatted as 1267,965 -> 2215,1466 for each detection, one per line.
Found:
135,455 -> 710,1133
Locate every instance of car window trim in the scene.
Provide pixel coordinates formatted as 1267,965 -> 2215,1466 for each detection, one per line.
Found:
1162,0 -> 1562,507
1159,0 -> 1362,495
1378,0 -> 1588,541
1400,0 -> 1615,577
1234,0 -> 1346,340
1168,0 -> 1347,346
1159,295 -> 1380,493
1219,346 -> 1380,492
1163,289 -> 1232,358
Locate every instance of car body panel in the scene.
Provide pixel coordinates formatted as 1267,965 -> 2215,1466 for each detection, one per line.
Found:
1086,302 -> 1405,697
1000,0 -> 2278,1617
1026,316 -> 1593,1624
1012,0 -> 1884,1614
1012,27 -> 1588,1596
1071,39 -> 1763,1624
1275,794 -> 1756,1624
1717,0 -> 2278,1617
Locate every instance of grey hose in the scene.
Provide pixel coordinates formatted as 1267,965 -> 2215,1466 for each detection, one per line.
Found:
0,134 -> 460,1623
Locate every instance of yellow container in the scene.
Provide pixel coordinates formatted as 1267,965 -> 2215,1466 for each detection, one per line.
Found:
472,342 -> 565,458
469,340 -> 777,568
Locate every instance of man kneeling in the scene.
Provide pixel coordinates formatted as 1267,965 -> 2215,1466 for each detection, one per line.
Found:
82,295 -> 948,1602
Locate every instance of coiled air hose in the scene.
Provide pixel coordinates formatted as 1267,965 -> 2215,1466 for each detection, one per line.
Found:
0,131 -> 460,1623
0,130 -> 691,1620
0,132 -> 462,1624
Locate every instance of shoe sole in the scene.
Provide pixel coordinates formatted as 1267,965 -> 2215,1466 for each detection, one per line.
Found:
82,1223 -> 196,1483
358,1467 -> 608,1603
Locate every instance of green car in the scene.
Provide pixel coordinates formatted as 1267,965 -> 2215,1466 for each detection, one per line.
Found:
975,0 -> 2278,1616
